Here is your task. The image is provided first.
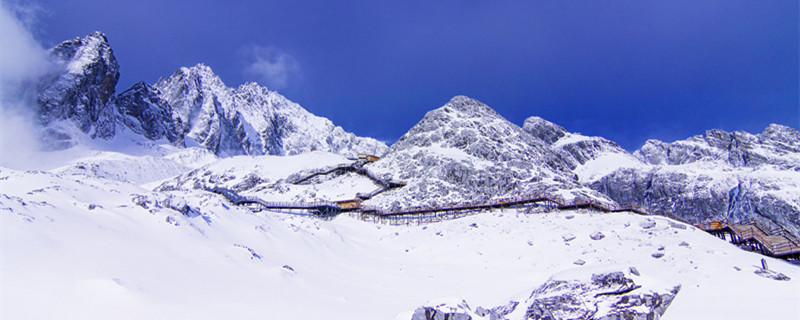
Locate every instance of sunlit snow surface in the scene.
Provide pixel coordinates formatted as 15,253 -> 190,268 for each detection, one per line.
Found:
2,150 -> 799,320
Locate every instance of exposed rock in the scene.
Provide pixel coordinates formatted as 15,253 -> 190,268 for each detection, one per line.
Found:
523,267 -> 680,320
407,267 -> 679,320
411,299 -> 473,320
36,31 -> 119,146
639,219 -> 656,229
33,32 -> 386,158
590,231 -> 605,240
111,81 -> 184,146
411,307 -> 472,320
754,268 -> 791,281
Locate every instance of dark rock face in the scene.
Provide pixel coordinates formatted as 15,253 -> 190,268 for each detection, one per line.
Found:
522,117 -> 567,145
524,269 -> 680,320
111,82 -> 184,146
37,31 -> 119,142
522,116 -> 633,173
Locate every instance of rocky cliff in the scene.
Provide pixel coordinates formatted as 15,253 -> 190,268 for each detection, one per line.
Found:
36,31 -> 119,148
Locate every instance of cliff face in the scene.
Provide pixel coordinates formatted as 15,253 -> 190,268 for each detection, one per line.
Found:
36,32 -> 119,148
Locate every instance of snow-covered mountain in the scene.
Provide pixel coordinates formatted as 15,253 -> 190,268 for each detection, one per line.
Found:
151,64 -> 387,157
36,31 -> 119,148
7,30 -> 800,320
363,96 -> 611,210
33,32 -> 386,158
589,125 -> 800,237
522,116 -> 800,237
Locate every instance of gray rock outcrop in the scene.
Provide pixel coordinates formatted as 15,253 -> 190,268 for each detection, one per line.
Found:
523,268 -> 680,320
406,267 -> 680,320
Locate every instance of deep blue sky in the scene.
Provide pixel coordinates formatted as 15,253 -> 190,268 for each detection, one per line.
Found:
29,0 -> 799,149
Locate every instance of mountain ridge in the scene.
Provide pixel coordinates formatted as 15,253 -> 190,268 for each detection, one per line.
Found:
34,32 -> 388,157
26,31 -> 800,237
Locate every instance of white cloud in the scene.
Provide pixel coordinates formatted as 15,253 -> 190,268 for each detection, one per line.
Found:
0,1 -> 49,89
0,1 -> 53,169
242,45 -> 301,91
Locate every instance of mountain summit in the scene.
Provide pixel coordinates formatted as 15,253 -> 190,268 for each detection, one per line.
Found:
150,64 -> 387,156
33,32 -> 387,157
36,31 -> 119,147
364,96 -> 610,210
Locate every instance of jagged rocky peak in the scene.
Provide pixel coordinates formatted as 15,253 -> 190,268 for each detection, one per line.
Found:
366,96 -> 609,210
37,31 -> 120,143
391,95 -> 548,157
758,124 -> 800,154
111,81 -> 184,146
152,62 -> 387,157
635,124 -> 800,169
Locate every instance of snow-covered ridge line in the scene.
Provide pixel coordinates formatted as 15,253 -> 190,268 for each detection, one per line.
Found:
35,32 -> 387,158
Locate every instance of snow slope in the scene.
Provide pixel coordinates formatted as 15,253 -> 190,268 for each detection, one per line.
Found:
2,154 -> 799,320
154,151 -> 381,203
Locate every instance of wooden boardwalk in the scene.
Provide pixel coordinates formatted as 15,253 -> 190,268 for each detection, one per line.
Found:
207,185 -> 685,226
700,220 -> 800,260
205,185 -> 798,262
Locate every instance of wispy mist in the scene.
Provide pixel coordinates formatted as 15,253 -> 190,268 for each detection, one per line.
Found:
242,44 -> 301,92
0,2 -> 52,169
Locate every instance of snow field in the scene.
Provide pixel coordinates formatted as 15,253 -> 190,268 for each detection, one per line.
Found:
2,166 -> 798,320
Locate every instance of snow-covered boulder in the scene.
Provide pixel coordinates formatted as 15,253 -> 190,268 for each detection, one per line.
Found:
405,266 -> 680,320
521,267 -> 680,320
